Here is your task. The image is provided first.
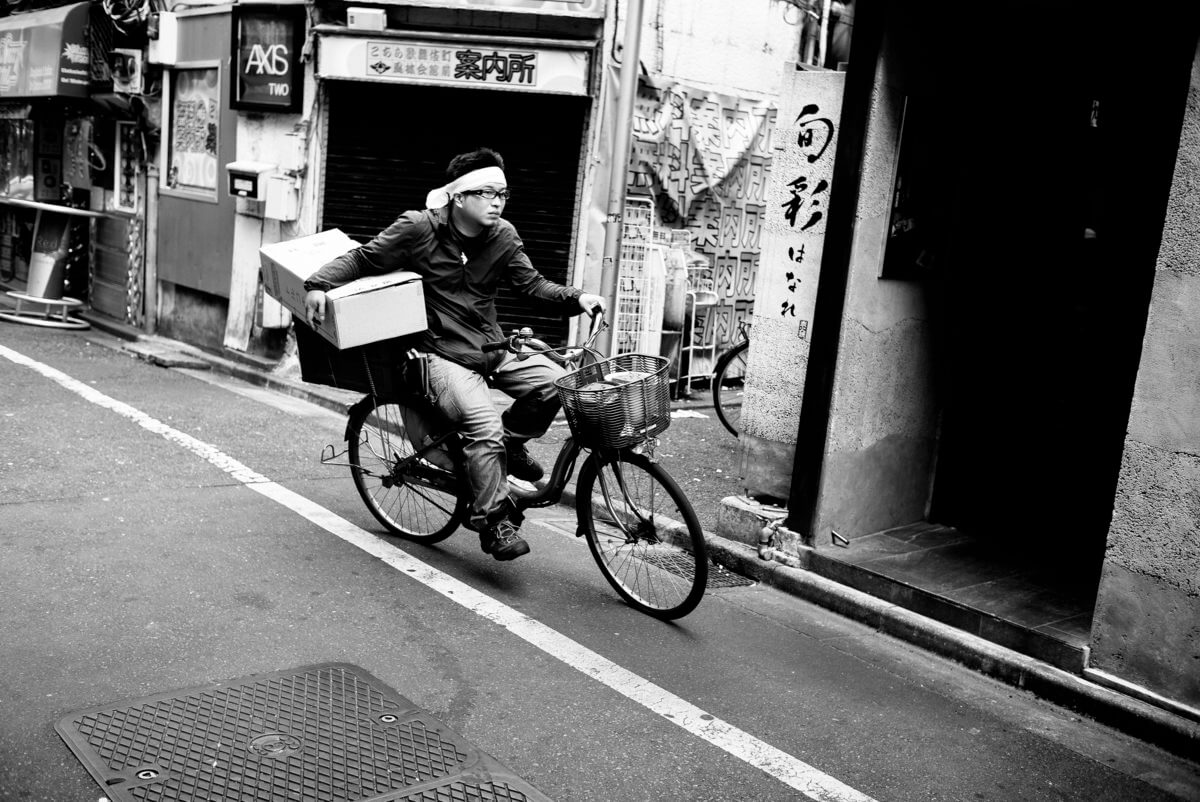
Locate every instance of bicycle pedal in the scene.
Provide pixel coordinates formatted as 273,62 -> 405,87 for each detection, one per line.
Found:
506,477 -> 540,498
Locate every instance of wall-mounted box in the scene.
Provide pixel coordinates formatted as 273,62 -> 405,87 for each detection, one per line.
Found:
346,6 -> 386,31
147,12 -> 180,65
110,48 -> 144,94
226,160 -> 276,200
264,174 -> 299,221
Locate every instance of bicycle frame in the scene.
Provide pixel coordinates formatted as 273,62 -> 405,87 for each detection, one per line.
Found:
328,389 -> 590,513
327,313 -> 659,522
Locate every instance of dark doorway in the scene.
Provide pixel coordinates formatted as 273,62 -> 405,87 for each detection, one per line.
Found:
797,7 -> 1199,671
922,18 -> 1195,582
322,81 -> 591,346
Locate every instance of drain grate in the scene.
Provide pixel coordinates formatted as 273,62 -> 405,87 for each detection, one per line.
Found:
706,563 -> 756,589
641,552 -> 756,589
56,663 -> 551,802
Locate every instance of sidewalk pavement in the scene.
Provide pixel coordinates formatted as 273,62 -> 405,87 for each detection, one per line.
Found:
18,304 -> 1198,763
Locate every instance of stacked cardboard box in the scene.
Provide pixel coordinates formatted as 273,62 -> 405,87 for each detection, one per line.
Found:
260,229 -> 428,394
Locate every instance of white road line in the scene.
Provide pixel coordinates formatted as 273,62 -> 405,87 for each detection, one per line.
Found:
2,343 -> 876,802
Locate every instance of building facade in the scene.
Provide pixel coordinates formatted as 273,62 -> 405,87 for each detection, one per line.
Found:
0,0 -> 154,328
733,3 -> 1200,729
139,0 -> 807,371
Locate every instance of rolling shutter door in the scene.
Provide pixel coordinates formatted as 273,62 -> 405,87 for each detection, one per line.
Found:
322,81 -> 589,347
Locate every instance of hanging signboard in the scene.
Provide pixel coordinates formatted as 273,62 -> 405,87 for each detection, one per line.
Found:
317,35 -> 590,96
231,4 -> 304,113
0,2 -> 89,99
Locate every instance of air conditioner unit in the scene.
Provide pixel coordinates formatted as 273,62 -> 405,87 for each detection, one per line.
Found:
110,48 -> 144,94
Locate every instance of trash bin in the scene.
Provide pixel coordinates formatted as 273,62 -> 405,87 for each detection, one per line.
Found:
25,212 -> 71,300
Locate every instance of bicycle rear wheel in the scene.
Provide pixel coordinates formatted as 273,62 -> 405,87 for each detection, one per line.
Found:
576,450 -> 708,619
347,397 -> 467,543
712,339 -> 748,437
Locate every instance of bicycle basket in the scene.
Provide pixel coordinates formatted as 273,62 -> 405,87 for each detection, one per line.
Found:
554,353 -> 671,449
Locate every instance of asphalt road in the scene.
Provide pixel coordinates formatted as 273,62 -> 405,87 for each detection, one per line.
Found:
2,322 -> 1199,802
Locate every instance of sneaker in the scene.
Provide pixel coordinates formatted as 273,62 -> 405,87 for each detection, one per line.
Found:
505,441 -> 544,482
479,520 -> 530,561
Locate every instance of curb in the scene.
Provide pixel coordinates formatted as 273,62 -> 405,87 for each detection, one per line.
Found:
709,537 -> 1200,759
75,312 -> 1200,762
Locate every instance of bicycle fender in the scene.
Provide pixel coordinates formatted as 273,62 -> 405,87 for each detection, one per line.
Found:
344,395 -> 377,441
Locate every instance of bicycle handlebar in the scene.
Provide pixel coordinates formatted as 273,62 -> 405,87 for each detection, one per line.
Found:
481,339 -> 511,353
482,311 -> 608,358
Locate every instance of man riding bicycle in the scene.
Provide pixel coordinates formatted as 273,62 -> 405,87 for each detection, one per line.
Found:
303,147 -> 606,562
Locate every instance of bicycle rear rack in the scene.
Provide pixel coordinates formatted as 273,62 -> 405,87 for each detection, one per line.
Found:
320,443 -> 354,468
321,443 -> 387,479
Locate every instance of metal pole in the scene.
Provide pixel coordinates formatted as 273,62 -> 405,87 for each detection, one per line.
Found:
144,163 -> 159,335
596,0 -> 646,356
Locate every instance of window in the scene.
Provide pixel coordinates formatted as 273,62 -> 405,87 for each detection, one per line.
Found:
166,67 -> 220,198
0,120 -> 35,199
881,95 -> 937,280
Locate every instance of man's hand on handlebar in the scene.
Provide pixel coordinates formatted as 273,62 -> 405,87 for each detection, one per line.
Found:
578,293 -> 606,318
304,290 -> 327,327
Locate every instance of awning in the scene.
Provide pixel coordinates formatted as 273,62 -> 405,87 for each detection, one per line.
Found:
0,1 -> 90,100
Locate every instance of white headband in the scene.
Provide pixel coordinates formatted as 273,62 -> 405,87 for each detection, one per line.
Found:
425,166 -> 507,210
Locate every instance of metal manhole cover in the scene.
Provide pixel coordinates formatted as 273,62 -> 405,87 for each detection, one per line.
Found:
56,663 -> 552,802
640,552 -> 755,589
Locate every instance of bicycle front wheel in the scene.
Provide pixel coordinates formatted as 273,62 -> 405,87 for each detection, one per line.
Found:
712,339 -> 748,437
347,397 -> 467,544
577,451 -> 708,619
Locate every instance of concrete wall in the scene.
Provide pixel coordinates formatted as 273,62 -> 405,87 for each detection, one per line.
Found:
738,66 -> 844,502
1090,42 -> 1200,709
811,37 -> 939,543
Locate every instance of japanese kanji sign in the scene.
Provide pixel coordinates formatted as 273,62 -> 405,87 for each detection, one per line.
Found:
317,36 -> 591,96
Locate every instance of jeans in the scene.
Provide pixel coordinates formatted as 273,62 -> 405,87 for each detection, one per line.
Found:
424,351 -> 565,528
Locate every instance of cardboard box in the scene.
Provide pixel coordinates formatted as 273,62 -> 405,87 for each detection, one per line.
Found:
259,229 -> 426,350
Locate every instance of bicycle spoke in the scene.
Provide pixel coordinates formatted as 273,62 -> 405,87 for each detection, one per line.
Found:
350,399 -> 465,543
581,453 -> 707,618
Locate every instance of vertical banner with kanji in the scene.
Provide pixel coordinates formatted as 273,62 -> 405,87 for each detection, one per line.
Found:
628,76 -> 776,354
739,67 -> 845,501
756,76 -> 842,340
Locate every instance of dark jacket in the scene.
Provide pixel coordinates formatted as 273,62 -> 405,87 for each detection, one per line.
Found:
303,208 -> 583,374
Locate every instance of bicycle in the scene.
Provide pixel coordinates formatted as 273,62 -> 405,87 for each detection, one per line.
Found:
321,315 -> 709,620
711,319 -> 750,438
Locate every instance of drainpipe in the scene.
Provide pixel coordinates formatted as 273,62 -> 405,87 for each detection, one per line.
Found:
596,0 -> 646,356
817,0 -> 832,67
143,162 -> 159,335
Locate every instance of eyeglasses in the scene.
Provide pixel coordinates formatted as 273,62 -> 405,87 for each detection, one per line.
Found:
462,188 -> 511,201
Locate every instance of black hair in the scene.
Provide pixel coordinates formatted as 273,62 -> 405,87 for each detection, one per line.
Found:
446,147 -> 505,181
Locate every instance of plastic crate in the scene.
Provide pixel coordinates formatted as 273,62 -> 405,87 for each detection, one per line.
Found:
294,322 -> 416,397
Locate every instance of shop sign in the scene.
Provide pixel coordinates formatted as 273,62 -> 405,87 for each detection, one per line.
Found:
318,36 -> 590,96
0,2 -> 89,99
231,4 -> 304,113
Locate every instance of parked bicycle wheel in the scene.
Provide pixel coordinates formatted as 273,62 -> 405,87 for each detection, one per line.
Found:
347,397 -> 467,543
576,450 -> 708,619
712,339 -> 748,437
